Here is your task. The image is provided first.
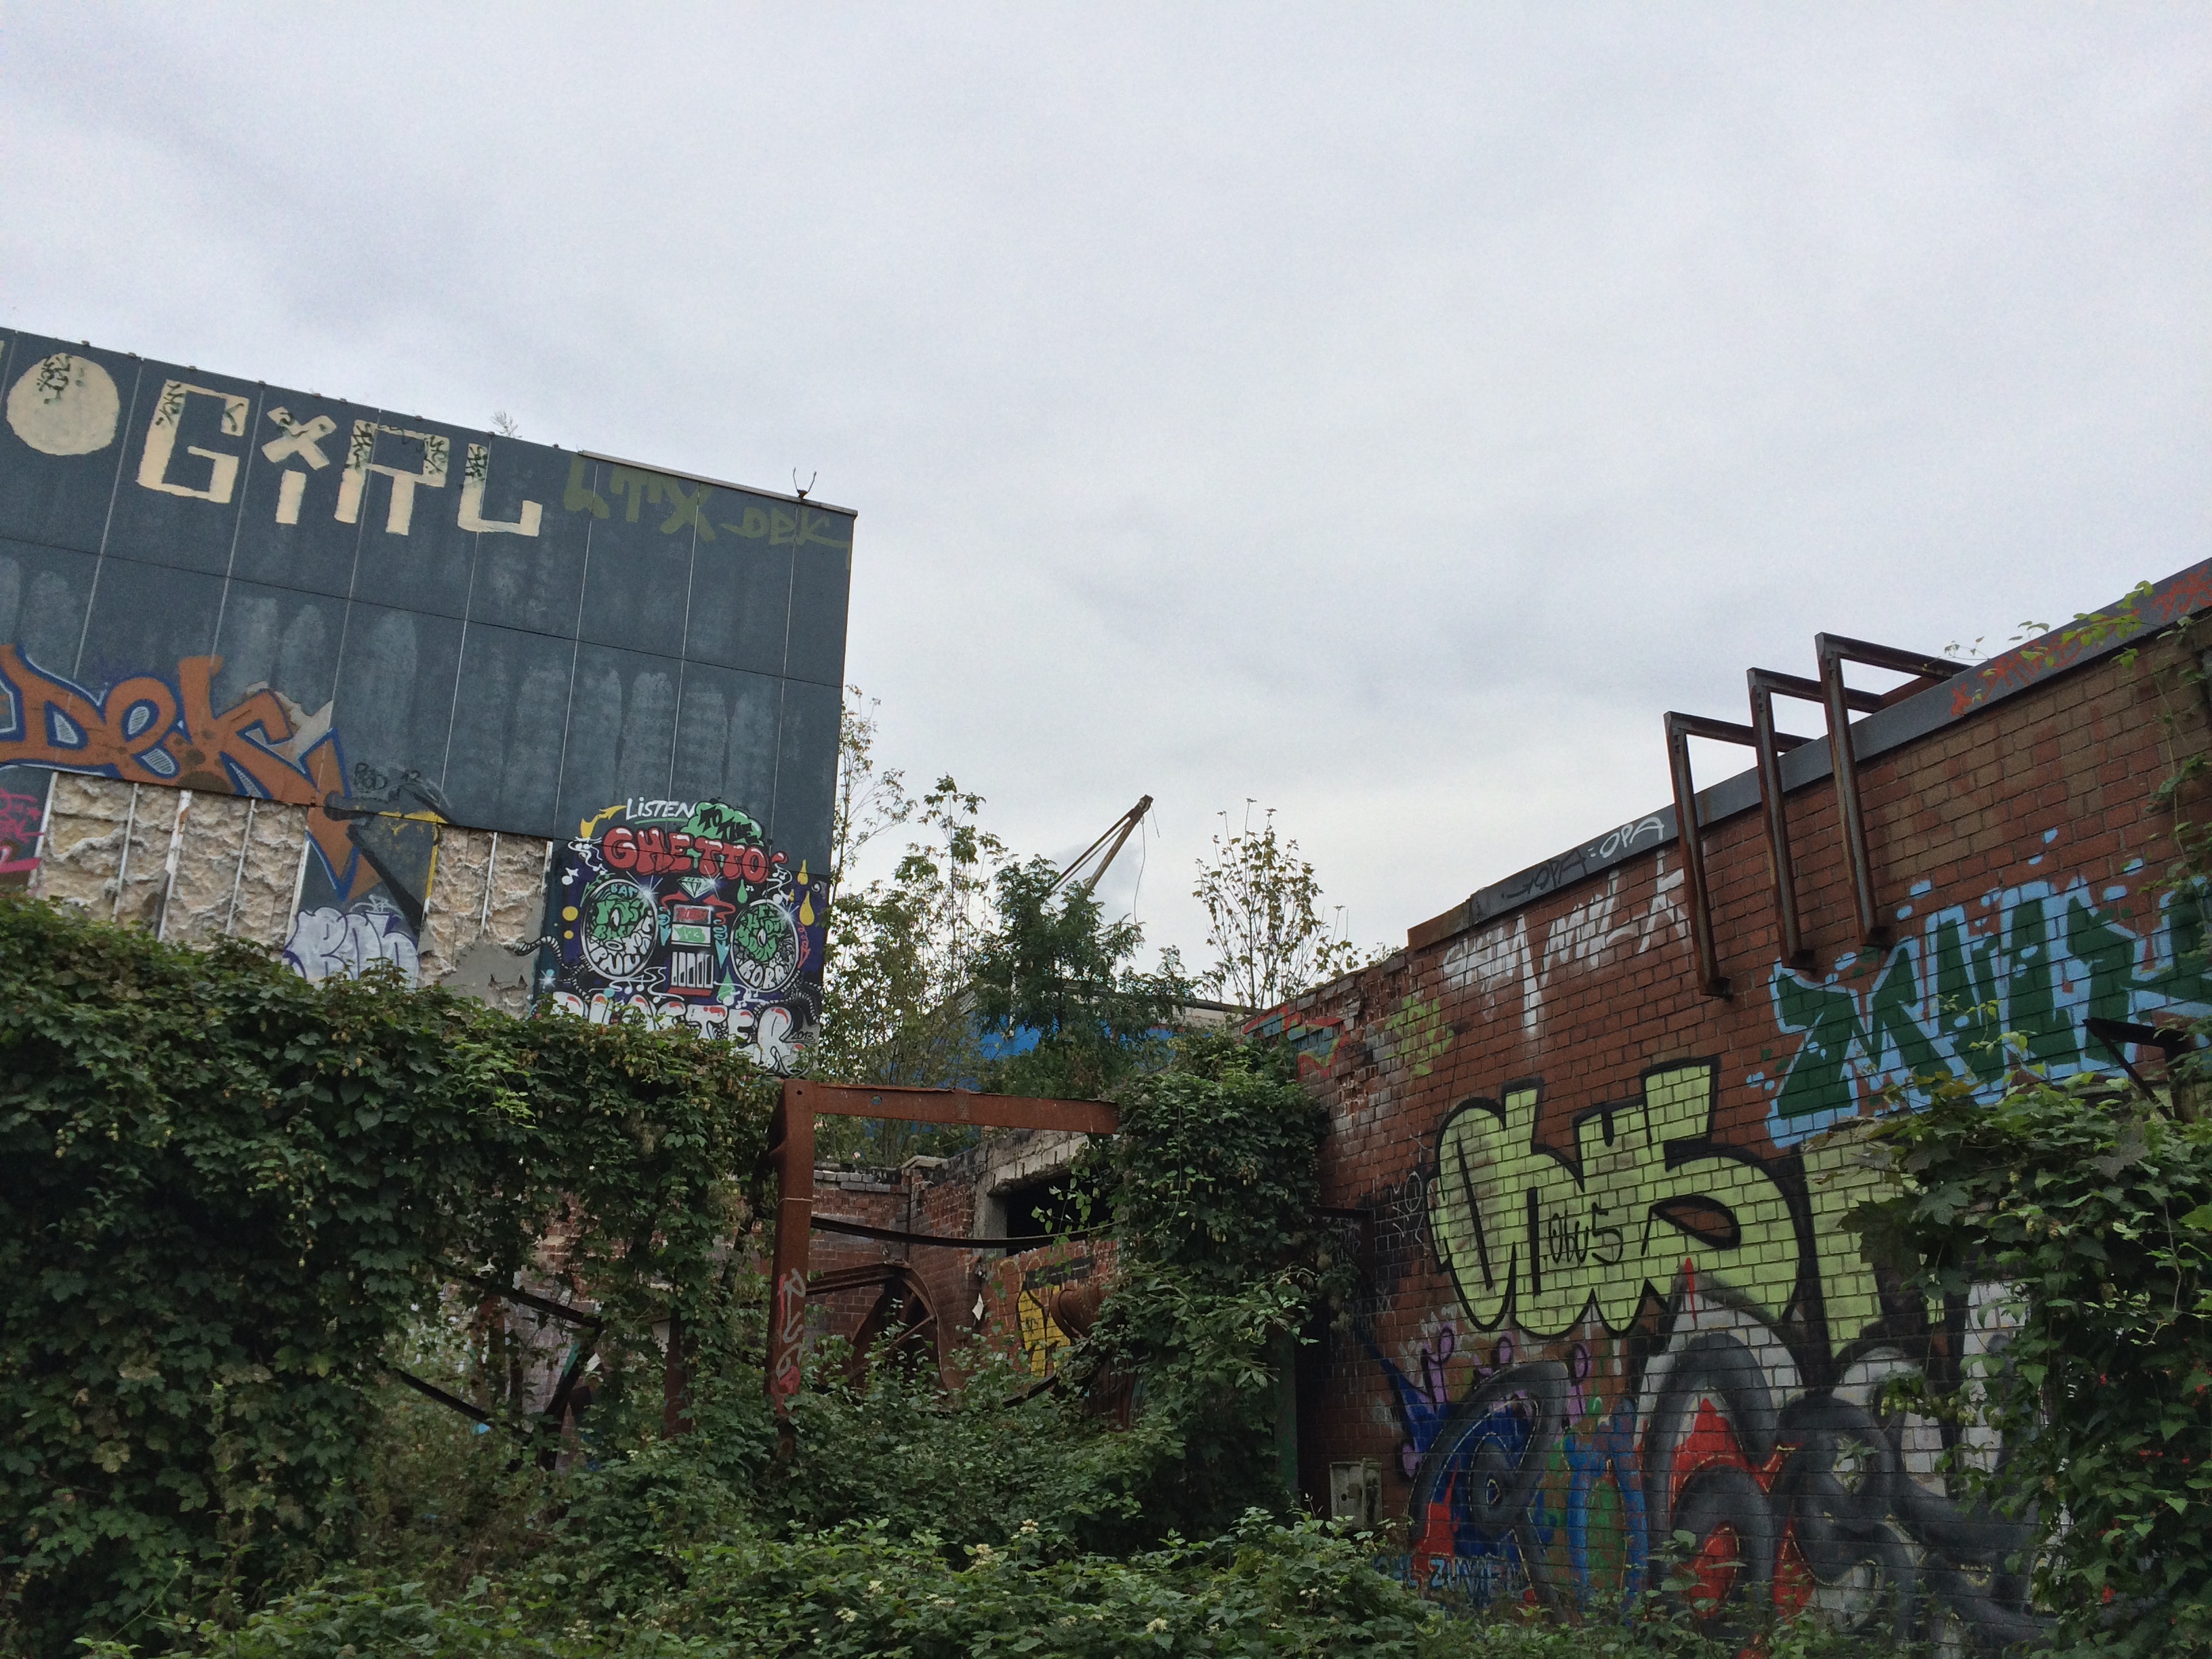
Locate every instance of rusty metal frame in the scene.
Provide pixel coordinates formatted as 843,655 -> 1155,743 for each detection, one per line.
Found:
1746,669 -> 1879,966
1664,711 -> 1776,997
1814,634 -> 1967,945
767,1081 -> 1117,1406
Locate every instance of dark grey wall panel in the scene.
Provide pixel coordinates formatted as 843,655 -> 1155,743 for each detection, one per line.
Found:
0,539 -> 98,674
465,441 -> 591,637
228,392 -> 377,597
670,661 -> 781,809
555,643 -> 681,832
102,359 -> 261,577
209,581 -> 345,718
684,535 -> 792,677
347,421 -> 479,620
576,474 -> 696,656
330,603 -> 466,797
786,539 -> 851,687
771,676 -> 841,863
75,558 -> 226,686
0,331 -> 853,865
0,334 -> 140,556
442,621 -> 574,835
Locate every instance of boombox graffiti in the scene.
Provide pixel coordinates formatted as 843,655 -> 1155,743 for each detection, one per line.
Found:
539,798 -> 827,1073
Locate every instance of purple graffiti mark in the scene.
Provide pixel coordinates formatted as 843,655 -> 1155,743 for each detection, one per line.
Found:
1406,1361 -> 1566,1610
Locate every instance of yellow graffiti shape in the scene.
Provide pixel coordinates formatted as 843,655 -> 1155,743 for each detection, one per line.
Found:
1431,1063 -> 1873,1338
1015,1288 -> 1069,1376
1385,994 -> 1453,1078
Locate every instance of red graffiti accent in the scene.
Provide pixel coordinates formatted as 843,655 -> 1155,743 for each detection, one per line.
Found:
770,1267 -> 808,1397
1409,1500 -> 1457,1588
0,786 -> 42,874
1665,1397 -> 1805,1623
595,817 -> 770,880
1951,565 -> 2212,717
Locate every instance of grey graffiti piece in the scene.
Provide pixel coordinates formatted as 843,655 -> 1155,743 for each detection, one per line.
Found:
1406,1360 -> 1571,1612
283,895 -> 420,985
1644,1331 -> 1781,1545
1642,1328 -> 2045,1646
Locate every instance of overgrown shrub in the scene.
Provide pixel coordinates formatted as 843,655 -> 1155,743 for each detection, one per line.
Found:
1062,1031 -> 1349,1534
1849,1065 -> 2212,1654
0,893 -> 771,1653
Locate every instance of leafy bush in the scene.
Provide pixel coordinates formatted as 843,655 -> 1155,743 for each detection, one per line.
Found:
0,892 -> 771,1653
1061,1032 -> 1349,1534
1849,1065 -> 2212,1654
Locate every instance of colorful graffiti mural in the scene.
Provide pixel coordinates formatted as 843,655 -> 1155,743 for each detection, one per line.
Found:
541,798 -> 827,1073
1364,843 -> 2212,1639
1764,851 -> 2210,1141
0,645 -> 446,983
1372,1269 -> 2036,1641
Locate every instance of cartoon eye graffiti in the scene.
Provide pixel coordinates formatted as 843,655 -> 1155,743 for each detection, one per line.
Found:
728,899 -> 801,994
576,876 -> 659,980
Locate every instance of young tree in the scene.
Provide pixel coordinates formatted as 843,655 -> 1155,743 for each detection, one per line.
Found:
826,685 -> 912,899
1191,808 -> 1374,1010
970,858 -> 1191,1101
811,694 -> 1008,1155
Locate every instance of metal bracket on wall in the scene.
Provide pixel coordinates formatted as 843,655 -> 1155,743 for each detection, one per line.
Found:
1815,634 -> 1968,945
1665,711 -> 1805,998
1748,669 -> 1879,967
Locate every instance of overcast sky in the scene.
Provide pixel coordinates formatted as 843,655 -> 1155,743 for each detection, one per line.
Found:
5,5 -> 2207,970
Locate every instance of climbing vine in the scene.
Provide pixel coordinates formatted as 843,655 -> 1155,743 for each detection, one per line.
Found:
1847,613 -> 2212,1653
0,891 -> 772,1654
1062,1031 -> 1353,1534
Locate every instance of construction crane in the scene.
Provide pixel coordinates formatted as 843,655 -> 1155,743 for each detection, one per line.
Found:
1045,796 -> 1153,903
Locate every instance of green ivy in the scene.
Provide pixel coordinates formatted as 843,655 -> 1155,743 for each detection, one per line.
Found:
1061,1032 -> 1352,1534
1847,1067 -> 2212,1653
0,892 -> 771,1654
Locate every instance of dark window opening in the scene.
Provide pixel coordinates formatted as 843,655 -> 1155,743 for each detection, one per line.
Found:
1003,1170 -> 1100,1244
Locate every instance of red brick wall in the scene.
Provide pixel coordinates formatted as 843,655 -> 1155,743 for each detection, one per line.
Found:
1284,575 -> 2209,1634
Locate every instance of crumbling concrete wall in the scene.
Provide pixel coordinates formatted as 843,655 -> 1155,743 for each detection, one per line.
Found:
23,771 -> 552,1015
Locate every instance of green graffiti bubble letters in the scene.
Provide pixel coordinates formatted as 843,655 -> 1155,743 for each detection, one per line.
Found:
1430,1061 -> 1881,1340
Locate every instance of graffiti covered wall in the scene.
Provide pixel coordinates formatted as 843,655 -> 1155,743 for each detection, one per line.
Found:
1288,573 -> 2209,1645
28,769 -> 546,1014
539,797 -> 827,1072
0,325 -> 851,873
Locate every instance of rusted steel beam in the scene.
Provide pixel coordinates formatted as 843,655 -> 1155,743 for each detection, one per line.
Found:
813,1214 -> 1035,1251
1664,712 -> 1763,998
807,1263 -> 909,1295
765,1094 -> 817,1406
783,1080 -> 1119,1134
1745,668 -> 1858,968
1814,634 -> 1966,945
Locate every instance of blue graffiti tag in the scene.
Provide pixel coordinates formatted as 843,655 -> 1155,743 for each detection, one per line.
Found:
1765,869 -> 2210,1143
